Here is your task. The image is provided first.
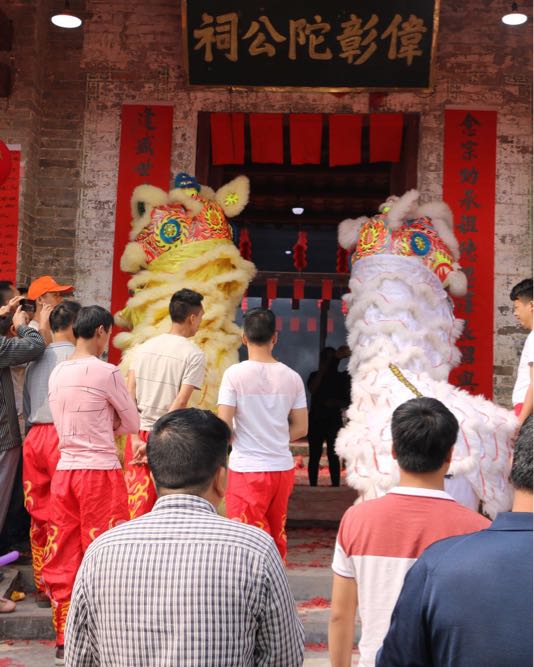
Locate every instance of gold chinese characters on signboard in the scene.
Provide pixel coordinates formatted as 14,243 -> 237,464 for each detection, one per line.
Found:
183,1 -> 439,91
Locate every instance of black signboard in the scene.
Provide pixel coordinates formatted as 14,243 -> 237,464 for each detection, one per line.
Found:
182,0 -> 439,91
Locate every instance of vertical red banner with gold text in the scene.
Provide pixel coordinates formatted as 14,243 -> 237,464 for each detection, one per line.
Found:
443,109 -> 497,399
110,105 -> 173,364
0,149 -> 21,283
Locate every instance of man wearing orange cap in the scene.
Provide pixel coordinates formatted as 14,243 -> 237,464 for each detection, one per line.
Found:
27,276 -> 74,345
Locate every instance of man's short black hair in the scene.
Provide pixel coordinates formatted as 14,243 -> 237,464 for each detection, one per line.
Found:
50,300 -> 81,333
510,279 -> 533,302
73,305 -> 114,339
0,280 -> 14,306
147,408 -> 230,491
169,289 -> 203,324
391,397 -> 459,473
243,308 -> 276,344
510,416 -> 533,493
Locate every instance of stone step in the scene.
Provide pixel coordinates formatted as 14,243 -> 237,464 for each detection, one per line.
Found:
288,484 -> 357,525
288,567 -> 332,601
0,596 -> 54,641
0,566 -> 19,600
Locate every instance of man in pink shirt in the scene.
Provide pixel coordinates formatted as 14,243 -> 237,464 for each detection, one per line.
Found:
42,306 -> 139,664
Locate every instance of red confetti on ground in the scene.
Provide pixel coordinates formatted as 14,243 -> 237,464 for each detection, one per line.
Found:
297,597 -> 331,609
305,642 -> 328,650
0,659 -> 25,667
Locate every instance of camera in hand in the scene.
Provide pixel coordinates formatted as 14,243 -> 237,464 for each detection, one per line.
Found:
20,298 -> 36,313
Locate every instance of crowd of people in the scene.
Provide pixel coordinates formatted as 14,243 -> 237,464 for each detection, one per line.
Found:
0,274 -> 532,666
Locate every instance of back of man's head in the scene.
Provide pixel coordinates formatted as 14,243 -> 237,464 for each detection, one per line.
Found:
147,408 -> 230,492
243,308 -> 276,345
50,300 -> 81,333
0,280 -> 15,306
510,278 -> 533,302
510,416 -> 533,494
169,289 -> 203,323
73,305 -> 114,339
391,397 -> 459,473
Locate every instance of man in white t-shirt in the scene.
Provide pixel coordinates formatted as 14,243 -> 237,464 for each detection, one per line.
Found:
218,308 -> 308,561
510,278 -> 533,425
126,289 -> 206,518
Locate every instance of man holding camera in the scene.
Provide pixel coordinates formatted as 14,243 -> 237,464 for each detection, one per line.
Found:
0,295 -> 45,612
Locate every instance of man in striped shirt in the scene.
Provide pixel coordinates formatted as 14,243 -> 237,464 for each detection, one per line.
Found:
65,408 -> 305,667
328,397 -> 490,667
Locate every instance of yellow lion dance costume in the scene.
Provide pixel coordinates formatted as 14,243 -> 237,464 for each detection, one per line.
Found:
114,172 -> 256,412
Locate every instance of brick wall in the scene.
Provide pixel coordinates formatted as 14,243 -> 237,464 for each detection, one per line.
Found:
1,0 -> 532,403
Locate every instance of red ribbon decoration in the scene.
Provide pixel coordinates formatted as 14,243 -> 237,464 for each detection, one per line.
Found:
238,227 -> 252,260
293,278 -> 305,300
321,279 -> 333,301
266,278 -> 278,301
292,231 -> 308,271
336,245 -> 349,273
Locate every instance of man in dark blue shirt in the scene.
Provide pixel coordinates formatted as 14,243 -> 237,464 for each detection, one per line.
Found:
376,415 -> 533,667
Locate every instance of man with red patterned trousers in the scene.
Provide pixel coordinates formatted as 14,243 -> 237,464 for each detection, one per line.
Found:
218,308 -> 308,561
22,300 -> 80,607
42,306 -> 139,665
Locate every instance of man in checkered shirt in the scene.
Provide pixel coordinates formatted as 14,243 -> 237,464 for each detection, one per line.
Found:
65,408 -> 305,667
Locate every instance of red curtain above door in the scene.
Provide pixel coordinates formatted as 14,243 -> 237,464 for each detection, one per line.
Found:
369,113 -> 404,163
210,112 -> 245,165
289,114 -> 323,165
329,114 -> 363,166
249,113 -> 284,164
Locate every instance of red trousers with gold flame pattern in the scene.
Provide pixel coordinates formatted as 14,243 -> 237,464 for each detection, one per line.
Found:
41,469 -> 129,646
225,468 -> 295,562
124,430 -> 157,519
22,423 -> 60,593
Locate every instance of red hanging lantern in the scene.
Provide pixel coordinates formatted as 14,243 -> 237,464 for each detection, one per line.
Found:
321,279 -> 333,301
238,227 -> 252,261
293,231 -> 308,271
0,140 -> 12,187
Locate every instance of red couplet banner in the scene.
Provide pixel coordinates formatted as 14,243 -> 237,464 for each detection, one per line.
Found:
443,109 -> 497,399
109,105 -> 174,364
0,149 -> 21,283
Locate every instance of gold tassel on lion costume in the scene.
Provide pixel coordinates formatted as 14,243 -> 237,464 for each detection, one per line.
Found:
114,172 -> 256,412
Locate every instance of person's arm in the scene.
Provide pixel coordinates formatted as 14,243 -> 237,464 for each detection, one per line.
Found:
126,369 -> 136,403
375,557 -> 432,667
168,384 -> 196,411
0,312 -> 46,368
288,407 -> 308,441
328,574 -> 358,667
217,404 -> 235,434
255,541 -> 305,667
167,350 -> 206,412
37,303 -> 53,346
64,561 -> 97,666
517,363 -> 533,425
107,369 -> 140,435
217,369 -> 237,435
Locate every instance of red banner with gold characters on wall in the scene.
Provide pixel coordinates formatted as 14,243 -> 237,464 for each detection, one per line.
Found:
0,147 -> 21,283
110,105 -> 173,364
443,109 -> 497,399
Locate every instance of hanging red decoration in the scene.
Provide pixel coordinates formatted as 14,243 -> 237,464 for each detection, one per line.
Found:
238,227 -> 252,260
321,279 -> 333,301
241,295 -> 248,312
293,231 -> 308,271
293,278 -> 305,300
210,113 -> 245,165
266,278 -> 278,301
0,140 -> 12,186
336,244 -> 349,273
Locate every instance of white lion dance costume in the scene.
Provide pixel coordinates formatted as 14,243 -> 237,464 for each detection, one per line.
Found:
114,172 -> 256,411
336,189 -> 516,518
